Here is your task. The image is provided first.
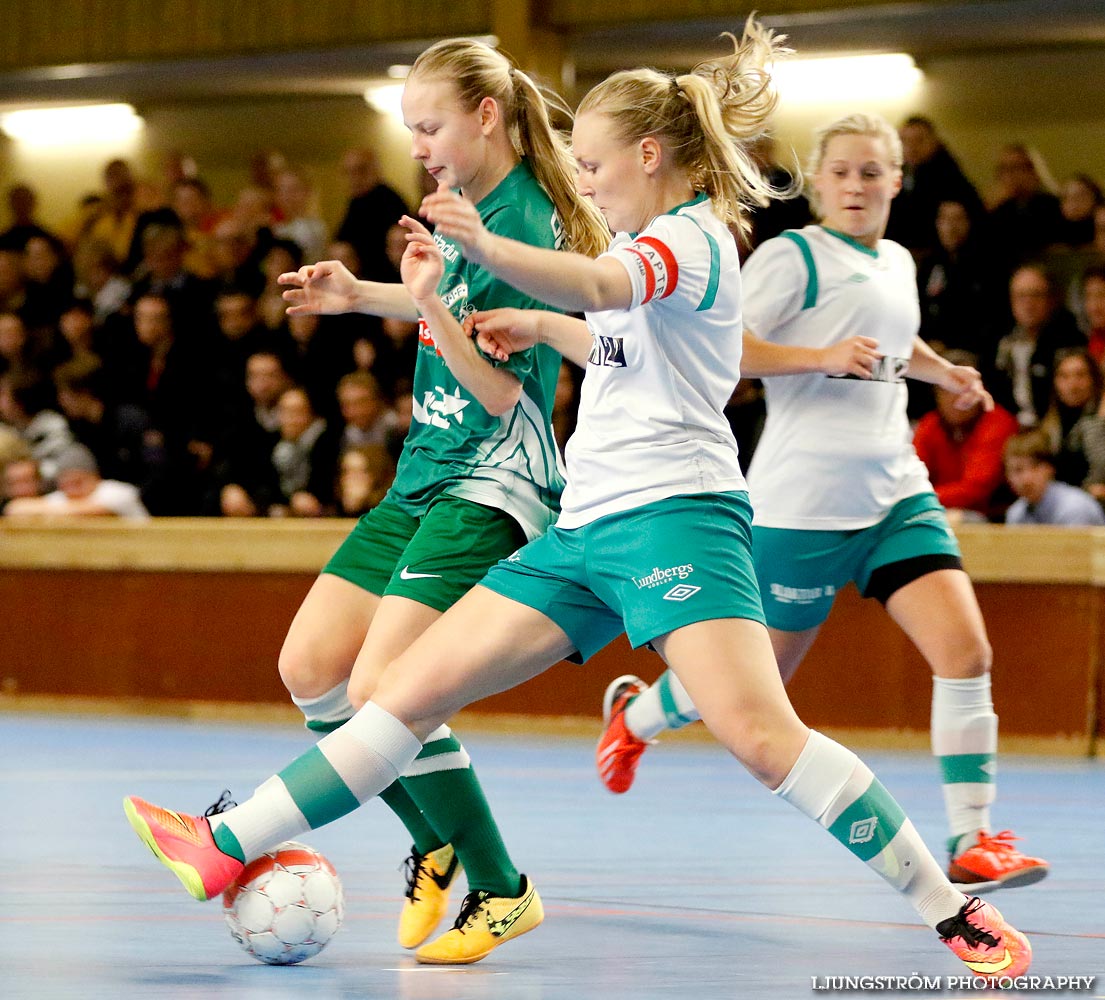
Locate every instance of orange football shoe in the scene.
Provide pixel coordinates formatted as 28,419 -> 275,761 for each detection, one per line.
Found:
949,830 -> 1049,892
937,896 -> 1032,979
123,793 -> 244,901
596,675 -> 651,794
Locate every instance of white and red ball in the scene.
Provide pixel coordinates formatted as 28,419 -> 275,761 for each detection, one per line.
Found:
222,841 -> 344,965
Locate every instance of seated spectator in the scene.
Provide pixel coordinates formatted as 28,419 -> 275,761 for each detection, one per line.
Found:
988,144 -> 1063,275
335,147 -> 409,284
85,158 -> 140,269
335,443 -> 394,517
1056,174 -> 1103,249
4,442 -> 148,519
0,183 -> 57,251
1003,429 -> 1105,526
211,215 -> 265,296
739,134 -> 811,257
1039,347 -> 1103,485
211,287 -> 274,391
914,349 -> 1019,521
53,299 -> 99,368
270,386 -> 338,517
284,311 -> 355,408
0,367 -> 75,484
272,168 -> 328,264
129,220 -> 215,332
1079,265 -> 1105,363
888,115 -> 985,256
22,233 -> 73,330
989,263 -> 1083,427
53,356 -> 168,500
212,351 -> 293,517
917,199 -> 1003,356
336,371 -> 396,450
72,239 -> 131,325
1,455 -> 42,511
0,310 -> 33,376
170,177 -> 220,279
257,239 -> 303,331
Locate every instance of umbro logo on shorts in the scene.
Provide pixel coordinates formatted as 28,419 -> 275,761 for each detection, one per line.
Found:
399,566 -> 443,581
663,584 -> 701,602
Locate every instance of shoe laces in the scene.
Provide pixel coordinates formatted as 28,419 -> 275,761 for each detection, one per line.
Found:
203,789 -> 237,817
937,897 -> 999,948
400,849 -> 427,902
976,830 -> 1022,853
451,889 -> 491,931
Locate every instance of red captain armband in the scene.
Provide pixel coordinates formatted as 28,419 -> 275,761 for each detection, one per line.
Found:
624,236 -> 679,304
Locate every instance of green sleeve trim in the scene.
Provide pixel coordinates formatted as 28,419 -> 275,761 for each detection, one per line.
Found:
779,230 -> 818,310
696,227 -> 721,312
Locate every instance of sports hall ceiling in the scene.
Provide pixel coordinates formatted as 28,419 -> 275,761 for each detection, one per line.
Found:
0,0 -> 1100,104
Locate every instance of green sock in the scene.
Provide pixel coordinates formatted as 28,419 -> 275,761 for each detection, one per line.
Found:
400,727 -> 520,897
379,780 -> 443,856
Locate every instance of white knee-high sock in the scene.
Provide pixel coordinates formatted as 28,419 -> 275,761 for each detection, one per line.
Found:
774,730 -> 965,930
211,702 -> 422,862
291,680 -> 355,733
931,675 -> 997,852
624,669 -> 700,740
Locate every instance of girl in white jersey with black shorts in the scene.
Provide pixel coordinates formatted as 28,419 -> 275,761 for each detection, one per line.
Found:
597,113 -> 1048,895
122,35 -> 1030,981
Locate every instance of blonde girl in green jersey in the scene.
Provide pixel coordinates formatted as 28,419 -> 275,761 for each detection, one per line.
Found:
235,38 -> 608,962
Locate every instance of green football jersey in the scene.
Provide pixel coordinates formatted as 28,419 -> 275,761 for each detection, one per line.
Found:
390,159 -> 567,540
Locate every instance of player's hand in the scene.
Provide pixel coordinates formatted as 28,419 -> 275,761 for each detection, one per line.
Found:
466,308 -> 541,361
818,336 -> 882,378
940,364 -> 994,411
419,185 -> 490,263
279,260 -> 359,315
399,216 -> 444,303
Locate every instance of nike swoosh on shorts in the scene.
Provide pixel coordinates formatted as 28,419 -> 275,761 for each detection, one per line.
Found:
400,566 -> 443,580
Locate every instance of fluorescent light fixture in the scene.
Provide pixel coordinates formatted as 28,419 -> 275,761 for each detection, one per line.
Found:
0,103 -> 143,145
364,83 -> 406,118
387,65 -> 410,79
771,53 -> 922,105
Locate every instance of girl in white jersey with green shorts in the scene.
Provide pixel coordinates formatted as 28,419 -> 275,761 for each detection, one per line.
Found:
142,39 -> 608,965
596,113 -> 1048,894
124,30 -> 1030,980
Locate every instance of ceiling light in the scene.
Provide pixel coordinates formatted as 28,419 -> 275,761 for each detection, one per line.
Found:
0,103 -> 144,145
364,83 -> 405,118
771,53 -> 923,105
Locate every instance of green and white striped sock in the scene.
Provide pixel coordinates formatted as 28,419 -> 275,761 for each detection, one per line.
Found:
212,701 -> 422,862
931,675 -> 996,854
624,669 -> 700,740
774,730 -> 964,930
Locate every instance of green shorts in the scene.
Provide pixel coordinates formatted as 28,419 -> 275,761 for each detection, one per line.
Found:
480,492 -> 765,663
323,494 -> 526,613
752,491 -> 962,632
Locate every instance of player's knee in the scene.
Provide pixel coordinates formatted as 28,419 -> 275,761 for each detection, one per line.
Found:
277,641 -> 320,699
347,663 -> 385,711
938,631 -> 992,679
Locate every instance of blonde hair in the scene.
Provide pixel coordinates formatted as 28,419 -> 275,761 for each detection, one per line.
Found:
807,113 -> 903,176
805,113 -> 903,218
575,18 -> 790,235
410,39 -> 609,258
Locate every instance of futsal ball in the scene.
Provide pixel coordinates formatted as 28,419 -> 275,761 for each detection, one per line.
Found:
222,841 -> 344,965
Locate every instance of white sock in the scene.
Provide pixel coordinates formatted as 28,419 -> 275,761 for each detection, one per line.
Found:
931,675 -> 997,850
214,702 -> 422,861
291,680 -> 355,732
624,670 -> 700,740
774,730 -> 965,930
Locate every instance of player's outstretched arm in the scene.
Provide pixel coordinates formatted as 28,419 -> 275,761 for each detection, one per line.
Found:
418,190 -> 630,313
279,260 -> 419,321
468,310 -> 593,368
740,331 -> 881,378
906,336 -> 993,411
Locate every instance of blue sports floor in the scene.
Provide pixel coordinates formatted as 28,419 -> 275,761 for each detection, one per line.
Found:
2,711 -> 1102,999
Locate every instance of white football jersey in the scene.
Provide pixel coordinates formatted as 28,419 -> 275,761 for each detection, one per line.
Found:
744,225 -> 933,529
557,194 -> 746,528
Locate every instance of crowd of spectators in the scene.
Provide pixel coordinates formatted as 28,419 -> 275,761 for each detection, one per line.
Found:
3,118 -> 1105,528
